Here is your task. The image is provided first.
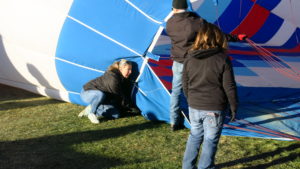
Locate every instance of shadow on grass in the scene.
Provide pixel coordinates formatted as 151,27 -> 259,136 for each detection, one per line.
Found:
216,143 -> 300,169
0,121 -> 161,169
0,99 -> 62,111
0,84 -> 40,101
0,84 -> 63,111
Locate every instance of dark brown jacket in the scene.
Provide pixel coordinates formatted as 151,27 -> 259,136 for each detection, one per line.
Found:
166,12 -> 204,63
182,48 -> 238,113
166,12 -> 239,63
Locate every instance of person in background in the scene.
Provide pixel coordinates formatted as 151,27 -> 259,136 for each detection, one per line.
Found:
166,0 -> 246,131
78,59 -> 137,124
182,22 -> 239,169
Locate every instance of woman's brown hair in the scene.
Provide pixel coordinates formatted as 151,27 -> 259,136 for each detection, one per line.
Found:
190,22 -> 228,51
108,59 -> 132,71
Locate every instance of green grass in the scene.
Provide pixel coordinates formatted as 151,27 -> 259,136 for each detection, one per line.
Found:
0,84 -> 299,169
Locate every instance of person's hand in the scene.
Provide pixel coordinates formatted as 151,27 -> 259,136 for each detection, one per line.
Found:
230,34 -> 247,42
230,110 -> 236,122
237,34 -> 247,41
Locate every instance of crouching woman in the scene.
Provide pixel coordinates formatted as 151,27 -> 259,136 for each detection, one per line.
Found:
79,59 -> 135,124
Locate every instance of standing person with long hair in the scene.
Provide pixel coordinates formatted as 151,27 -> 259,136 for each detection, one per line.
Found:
182,22 -> 238,169
78,59 -> 135,124
167,0 -> 246,131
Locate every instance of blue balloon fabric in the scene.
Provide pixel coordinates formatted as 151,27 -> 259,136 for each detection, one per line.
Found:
55,0 -> 300,141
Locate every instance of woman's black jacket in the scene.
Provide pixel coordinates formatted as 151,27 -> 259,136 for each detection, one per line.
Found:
83,69 -> 132,110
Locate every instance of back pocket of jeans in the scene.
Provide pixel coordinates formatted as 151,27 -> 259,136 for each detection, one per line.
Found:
206,112 -> 223,127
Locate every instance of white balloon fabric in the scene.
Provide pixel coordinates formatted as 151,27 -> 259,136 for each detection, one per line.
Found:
0,0 -> 299,140
0,0 -> 73,100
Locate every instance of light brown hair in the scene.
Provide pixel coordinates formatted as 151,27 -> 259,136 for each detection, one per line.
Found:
191,22 -> 228,51
108,59 -> 132,71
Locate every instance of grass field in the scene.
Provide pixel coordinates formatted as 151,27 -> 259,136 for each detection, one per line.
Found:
0,84 -> 299,169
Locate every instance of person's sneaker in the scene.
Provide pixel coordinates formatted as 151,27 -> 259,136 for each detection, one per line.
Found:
88,113 -> 100,124
78,105 -> 91,118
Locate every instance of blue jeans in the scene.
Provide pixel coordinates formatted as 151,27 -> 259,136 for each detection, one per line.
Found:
80,89 -> 120,119
183,107 -> 225,169
170,61 -> 183,125
96,104 -> 120,119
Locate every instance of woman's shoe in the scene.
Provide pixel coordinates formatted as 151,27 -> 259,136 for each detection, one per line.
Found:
78,105 -> 91,117
88,113 -> 100,124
